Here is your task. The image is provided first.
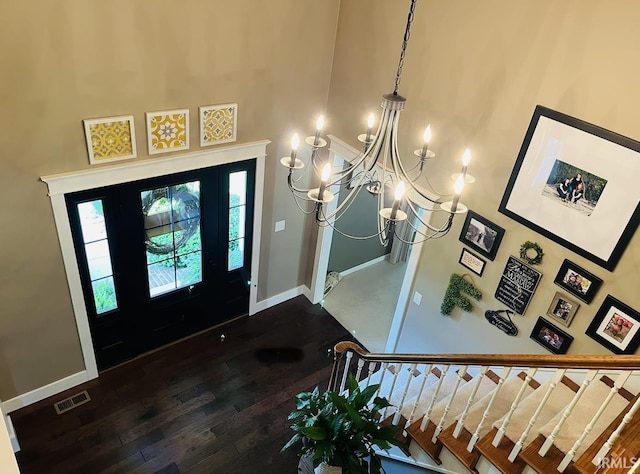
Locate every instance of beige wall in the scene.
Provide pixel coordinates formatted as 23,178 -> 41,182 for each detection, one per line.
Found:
327,0 -> 640,355
0,0 -> 340,399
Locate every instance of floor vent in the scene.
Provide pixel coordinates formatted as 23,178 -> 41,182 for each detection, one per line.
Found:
54,390 -> 91,414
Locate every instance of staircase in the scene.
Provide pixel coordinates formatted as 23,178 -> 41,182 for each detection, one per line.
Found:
329,342 -> 640,474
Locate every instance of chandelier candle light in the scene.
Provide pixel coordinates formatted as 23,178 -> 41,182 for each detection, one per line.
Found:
281,0 -> 475,245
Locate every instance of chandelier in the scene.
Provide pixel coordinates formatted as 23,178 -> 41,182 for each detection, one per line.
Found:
281,0 -> 474,246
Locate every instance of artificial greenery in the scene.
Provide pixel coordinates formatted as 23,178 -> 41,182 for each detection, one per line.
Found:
440,273 -> 482,315
519,241 -> 544,265
282,374 -> 405,473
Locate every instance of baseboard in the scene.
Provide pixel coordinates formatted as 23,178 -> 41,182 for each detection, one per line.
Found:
2,370 -> 89,414
252,285 -> 306,314
340,255 -> 387,277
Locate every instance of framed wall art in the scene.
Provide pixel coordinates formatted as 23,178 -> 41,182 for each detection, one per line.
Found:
495,255 -> 542,315
530,317 -> 573,354
199,103 -> 238,146
83,115 -> 137,165
146,109 -> 189,155
498,105 -> 640,271
458,248 -> 486,276
546,291 -> 580,327
553,259 -> 602,304
458,210 -> 505,261
586,295 -> 640,355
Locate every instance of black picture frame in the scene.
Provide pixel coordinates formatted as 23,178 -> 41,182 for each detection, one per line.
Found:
553,259 -> 602,304
530,317 -> 573,354
458,248 -> 486,276
458,210 -> 505,261
586,295 -> 640,355
494,256 -> 542,315
498,105 -> 640,271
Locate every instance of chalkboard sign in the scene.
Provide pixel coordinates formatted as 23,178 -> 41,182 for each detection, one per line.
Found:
495,256 -> 542,315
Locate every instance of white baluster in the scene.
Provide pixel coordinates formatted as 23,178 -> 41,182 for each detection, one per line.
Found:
339,351 -> 353,394
593,383 -> 640,466
432,365 -> 468,443
493,367 -> 538,446
393,363 -> 417,425
468,366 -> 512,452
406,363 -> 433,427
366,361 -> 376,386
381,363 -> 403,420
354,358 -> 365,382
454,366 -> 488,438
558,371 -> 632,472
629,456 -> 640,474
509,369 -> 566,462
420,364 -> 450,431
539,369 -> 598,456
375,362 -> 390,400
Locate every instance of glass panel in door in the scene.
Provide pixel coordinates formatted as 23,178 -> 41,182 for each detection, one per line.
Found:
142,181 -> 203,297
228,171 -> 247,271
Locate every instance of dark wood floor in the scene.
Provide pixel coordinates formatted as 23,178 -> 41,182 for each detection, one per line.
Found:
12,296 -> 358,474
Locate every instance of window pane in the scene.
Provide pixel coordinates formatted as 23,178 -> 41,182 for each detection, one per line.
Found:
142,181 -> 202,298
77,199 -> 118,315
228,238 -> 244,271
228,205 -> 245,241
229,171 -> 247,206
92,276 -> 118,314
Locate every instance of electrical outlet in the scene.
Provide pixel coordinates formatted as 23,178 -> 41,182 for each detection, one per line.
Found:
413,291 -> 422,305
275,220 -> 286,232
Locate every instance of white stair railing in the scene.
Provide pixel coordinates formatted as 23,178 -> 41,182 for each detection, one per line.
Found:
539,369 -> 598,456
593,393 -> 640,466
493,367 -> 538,446
432,365 -> 468,442
393,363 -> 417,425
509,368 -> 566,462
339,350 -> 354,393
405,363 -> 433,427
381,363 -> 403,420
453,366 -> 489,438
557,371 -> 632,472
468,366 -> 512,451
420,364 -> 450,431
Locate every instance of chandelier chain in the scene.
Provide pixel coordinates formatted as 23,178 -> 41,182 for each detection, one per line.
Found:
394,0 -> 417,95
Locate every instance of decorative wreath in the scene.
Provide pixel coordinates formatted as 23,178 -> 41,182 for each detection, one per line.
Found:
519,241 -> 544,265
142,188 -> 200,255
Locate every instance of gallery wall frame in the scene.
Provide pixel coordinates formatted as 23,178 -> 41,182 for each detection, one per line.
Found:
498,105 -> 640,271
459,210 -> 505,261
458,248 -> 486,276
586,295 -> 640,355
530,316 -> 573,354
553,259 -> 602,304
83,115 -> 137,165
546,291 -> 580,327
199,103 -> 238,146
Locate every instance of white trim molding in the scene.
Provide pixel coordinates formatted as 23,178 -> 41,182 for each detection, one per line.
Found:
40,140 -> 269,392
252,285 -> 307,314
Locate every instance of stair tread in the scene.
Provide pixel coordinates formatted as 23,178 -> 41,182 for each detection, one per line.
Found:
455,373 -> 536,440
536,379 -> 631,459
489,377 -> 576,446
398,370 -> 465,422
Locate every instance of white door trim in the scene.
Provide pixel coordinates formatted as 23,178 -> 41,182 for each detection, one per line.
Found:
41,140 -> 269,381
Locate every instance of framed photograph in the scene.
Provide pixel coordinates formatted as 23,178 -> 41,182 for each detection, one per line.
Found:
199,103 -> 238,146
546,292 -> 580,327
459,248 -> 486,276
553,259 -> 602,304
146,109 -> 189,155
458,210 -> 505,261
530,317 -> 573,354
83,115 -> 137,164
586,295 -> 640,354
498,105 -> 640,271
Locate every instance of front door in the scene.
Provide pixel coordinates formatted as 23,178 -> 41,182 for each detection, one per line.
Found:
66,161 -> 255,369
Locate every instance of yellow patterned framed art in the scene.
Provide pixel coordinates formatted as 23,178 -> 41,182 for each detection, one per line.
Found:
145,108 -> 190,155
83,115 -> 137,165
199,103 -> 237,147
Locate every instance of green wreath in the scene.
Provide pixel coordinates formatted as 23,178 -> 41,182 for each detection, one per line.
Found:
519,241 -> 544,265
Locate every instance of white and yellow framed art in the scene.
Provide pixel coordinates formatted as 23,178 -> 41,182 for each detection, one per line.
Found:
199,103 -> 237,146
83,115 -> 137,165
145,109 -> 189,155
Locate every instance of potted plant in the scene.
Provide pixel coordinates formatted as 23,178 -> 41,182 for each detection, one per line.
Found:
282,374 -> 405,473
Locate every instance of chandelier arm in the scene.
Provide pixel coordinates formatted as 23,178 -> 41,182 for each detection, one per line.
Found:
316,207 -> 387,241
291,190 -> 319,215
405,199 -> 455,234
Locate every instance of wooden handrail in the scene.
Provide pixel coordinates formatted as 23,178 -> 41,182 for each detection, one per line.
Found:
333,341 -> 640,371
